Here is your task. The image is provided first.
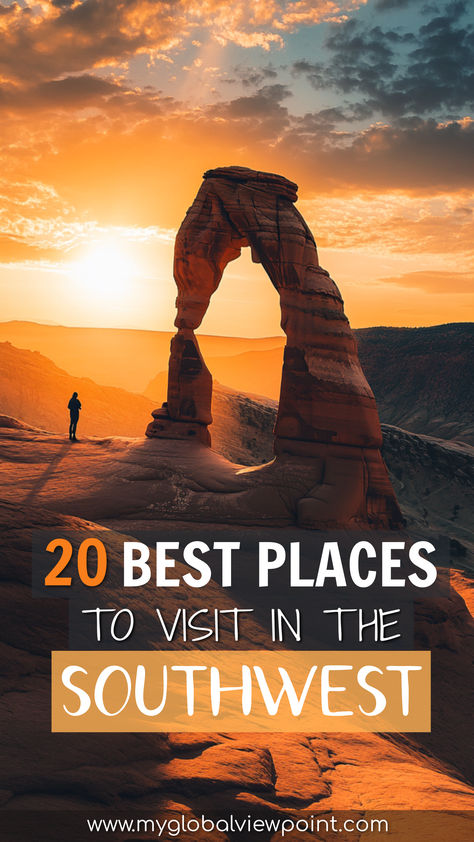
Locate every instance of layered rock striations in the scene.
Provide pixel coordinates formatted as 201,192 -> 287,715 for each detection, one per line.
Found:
147,166 -> 401,529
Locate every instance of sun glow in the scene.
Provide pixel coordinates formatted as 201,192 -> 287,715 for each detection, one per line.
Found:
70,239 -> 140,303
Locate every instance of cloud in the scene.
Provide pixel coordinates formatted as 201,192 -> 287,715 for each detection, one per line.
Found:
292,1 -> 474,118
1,114 -> 473,278
374,0 -> 424,9
1,2 -> 471,197
0,178 -> 174,262
0,0 -> 174,83
199,83 -> 294,146
0,1 -> 472,251
299,192 -> 474,257
2,79 -> 473,217
0,0 -> 365,84
210,83 -> 292,119
0,73 -> 169,118
378,270 -> 473,292
223,64 -> 279,88
280,116 -> 474,192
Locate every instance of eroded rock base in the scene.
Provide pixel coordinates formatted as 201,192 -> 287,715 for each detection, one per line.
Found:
147,405 -> 211,447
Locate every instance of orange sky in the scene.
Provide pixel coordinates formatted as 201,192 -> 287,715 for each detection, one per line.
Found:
0,0 -> 473,335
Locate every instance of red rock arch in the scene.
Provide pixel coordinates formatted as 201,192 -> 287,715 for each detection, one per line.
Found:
147,167 -> 401,529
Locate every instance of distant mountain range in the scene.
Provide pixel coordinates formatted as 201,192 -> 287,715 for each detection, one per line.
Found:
356,324 -> 474,444
0,341 -> 156,438
0,341 -> 277,459
0,321 -> 472,446
0,321 -> 283,393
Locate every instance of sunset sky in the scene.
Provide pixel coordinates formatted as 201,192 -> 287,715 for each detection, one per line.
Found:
1,0 -> 473,336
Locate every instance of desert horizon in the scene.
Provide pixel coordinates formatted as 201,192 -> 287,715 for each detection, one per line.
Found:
3,314 -> 472,336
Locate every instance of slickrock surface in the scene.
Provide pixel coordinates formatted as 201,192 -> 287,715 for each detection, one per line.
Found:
0,420 -> 396,530
1,417 -> 472,567
147,167 -> 401,530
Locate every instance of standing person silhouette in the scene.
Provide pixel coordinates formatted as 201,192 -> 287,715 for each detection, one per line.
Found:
68,392 -> 81,441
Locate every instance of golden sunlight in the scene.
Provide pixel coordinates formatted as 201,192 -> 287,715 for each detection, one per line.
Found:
69,239 -> 139,303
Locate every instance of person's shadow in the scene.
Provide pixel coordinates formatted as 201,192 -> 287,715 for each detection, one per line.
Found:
23,442 -> 73,506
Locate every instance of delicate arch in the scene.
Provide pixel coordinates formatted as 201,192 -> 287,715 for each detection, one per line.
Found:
146,166 -> 401,529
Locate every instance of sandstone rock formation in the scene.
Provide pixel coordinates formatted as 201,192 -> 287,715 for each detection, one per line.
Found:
147,166 -> 401,529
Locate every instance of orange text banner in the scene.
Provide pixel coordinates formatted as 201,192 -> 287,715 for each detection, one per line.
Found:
52,650 -> 431,733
